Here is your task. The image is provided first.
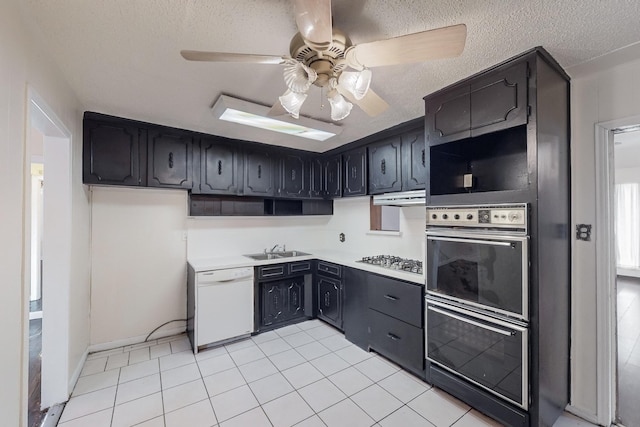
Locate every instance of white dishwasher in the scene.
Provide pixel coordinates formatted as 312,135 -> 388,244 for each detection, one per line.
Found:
195,267 -> 254,349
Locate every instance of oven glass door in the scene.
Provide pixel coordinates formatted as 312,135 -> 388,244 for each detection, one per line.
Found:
426,232 -> 528,320
426,300 -> 528,409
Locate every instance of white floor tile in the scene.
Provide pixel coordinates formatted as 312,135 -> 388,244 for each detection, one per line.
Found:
203,367 -> 247,397
106,352 -> 130,370
220,407 -> 272,427
334,345 -> 373,365
198,353 -> 236,377
210,384 -> 260,422
171,337 -> 192,353
310,352 -> 350,376
149,342 -> 172,359
407,388 -> 470,427
60,387 -> 116,423
354,356 -> 399,382
305,324 -> 339,340
318,334 -> 352,351
115,373 -> 161,405
294,415 -> 327,427
257,337 -> 293,356
296,319 -> 324,330
318,398 -> 375,427
159,350 -> 196,371
57,408 -> 112,427
161,362 -> 201,389
298,378 -> 346,412
73,369 -> 120,396
262,391 -> 315,427
351,384 -> 403,421
452,409 -> 503,426
238,357 -> 279,382
162,378 -> 209,413
251,330 -> 280,344
281,362 -> 324,389
295,341 -> 332,361
80,357 -> 107,377
229,345 -> 266,365
327,366 -> 374,396
377,370 -> 431,403
225,337 -> 257,352
157,334 -> 187,344
129,347 -> 151,365
165,399 -> 218,427
119,359 -> 159,384
249,372 -> 295,404
123,340 -> 156,352
269,348 -> 306,371
275,324 -> 303,337
111,392 -> 163,427
378,406 -> 435,427
282,331 -> 316,348
135,415 -> 165,426
195,345 -> 228,361
87,348 -> 124,361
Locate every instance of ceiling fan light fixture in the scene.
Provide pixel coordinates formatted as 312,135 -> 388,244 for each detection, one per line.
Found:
283,59 -> 317,93
338,69 -> 372,100
279,90 -> 308,119
327,89 -> 353,121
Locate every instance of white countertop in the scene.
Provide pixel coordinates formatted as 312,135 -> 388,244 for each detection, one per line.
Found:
188,249 -> 425,285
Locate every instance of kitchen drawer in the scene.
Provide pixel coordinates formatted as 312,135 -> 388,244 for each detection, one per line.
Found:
289,261 -> 312,275
257,264 -> 286,280
368,308 -> 424,374
317,261 -> 341,278
368,274 -> 423,327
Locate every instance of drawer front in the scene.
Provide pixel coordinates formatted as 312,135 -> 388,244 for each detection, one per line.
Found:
317,261 -> 341,278
368,308 -> 424,373
257,264 -> 286,280
289,261 -> 312,275
368,275 -> 423,327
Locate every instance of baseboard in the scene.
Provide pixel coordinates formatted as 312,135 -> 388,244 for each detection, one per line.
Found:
87,326 -> 186,353
565,404 -> 600,425
617,267 -> 640,278
68,349 -> 89,395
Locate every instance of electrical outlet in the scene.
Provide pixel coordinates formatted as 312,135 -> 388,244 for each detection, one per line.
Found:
339,233 -> 345,242
182,231 -> 188,241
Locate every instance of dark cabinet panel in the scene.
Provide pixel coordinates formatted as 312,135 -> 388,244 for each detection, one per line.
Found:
368,308 -> 424,374
197,137 -> 243,195
322,155 -> 342,198
278,153 -> 308,198
402,130 -> 427,191
426,85 -> 471,146
260,277 -> 306,328
343,267 -> 369,350
317,276 -> 342,329
368,275 -> 423,327
83,119 -> 146,186
309,158 -> 324,199
147,130 -> 193,189
368,137 -> 402,195
244,149 -> 275,196
342,147 -> 367,197
285,279 -> 305,319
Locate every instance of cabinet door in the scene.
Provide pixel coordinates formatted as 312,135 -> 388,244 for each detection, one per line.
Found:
317,276 -> 342,329
368,137 -> 402,194
470,61 -> 528,137
244,149 -> 275,196
322,155 -> 342,198
402,130 -> 427,191
425,85 -> 471,146
278,153 -> 308,198
342,147 -> 367,197
198,137 -> 242,195
147,130 -> 193,188
343,267 -> 369,350
261,282 -> 286,327
83,119 -> 146,186
285,278 -> 305,320
309,158 -> 324,199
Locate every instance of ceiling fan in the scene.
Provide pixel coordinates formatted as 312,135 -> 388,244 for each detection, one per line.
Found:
181,0 -> 466,121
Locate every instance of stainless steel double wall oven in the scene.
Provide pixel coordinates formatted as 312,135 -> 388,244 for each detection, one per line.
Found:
425,204 -> 530,410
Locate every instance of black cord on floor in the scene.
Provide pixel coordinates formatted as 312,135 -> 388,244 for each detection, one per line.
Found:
144,319 -> 187,342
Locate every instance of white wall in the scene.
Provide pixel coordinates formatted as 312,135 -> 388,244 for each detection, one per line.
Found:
569,48 -> 640,420
0,0 -> 89,424
90,187 -> 188,346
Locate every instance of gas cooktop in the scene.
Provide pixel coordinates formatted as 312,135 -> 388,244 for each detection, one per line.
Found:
357,255 -> 423,275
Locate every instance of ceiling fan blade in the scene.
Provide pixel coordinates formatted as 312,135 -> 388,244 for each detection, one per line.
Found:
292,0 -> 332,49
267,99 -> 289,117
180,50 -> 286,64
345,24 -> 467,69
338,87 -> 389,117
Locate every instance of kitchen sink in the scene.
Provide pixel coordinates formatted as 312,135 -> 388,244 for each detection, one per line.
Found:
244,250 -> 310,261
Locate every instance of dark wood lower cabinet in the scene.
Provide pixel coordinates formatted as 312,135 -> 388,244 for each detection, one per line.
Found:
260,277 -> 305,328
317,276 -> 342,330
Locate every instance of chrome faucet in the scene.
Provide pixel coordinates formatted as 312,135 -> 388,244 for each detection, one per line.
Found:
266,244 -> 286,253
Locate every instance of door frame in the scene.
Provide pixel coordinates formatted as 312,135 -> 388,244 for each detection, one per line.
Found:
594,114 -> 640,426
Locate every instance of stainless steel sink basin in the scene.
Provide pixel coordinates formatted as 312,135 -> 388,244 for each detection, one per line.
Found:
244,250 -> 310,261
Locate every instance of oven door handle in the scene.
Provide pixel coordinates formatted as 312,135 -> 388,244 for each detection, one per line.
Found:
428,305 -> 516,337
427,236 -> 514,247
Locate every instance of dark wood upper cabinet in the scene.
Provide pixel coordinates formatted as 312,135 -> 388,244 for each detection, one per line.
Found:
196,137 -> 243,195
309,157 -> 324,199
278,152 -> 308,198
368,137 -> 402,195
83,119 -> 146,186
322,155 -> 342,199
402,129 -> 427,191
426,85 -> 471,146
244,148 -> 275,197
342,147 -> 367,197
147,129 -> 193,189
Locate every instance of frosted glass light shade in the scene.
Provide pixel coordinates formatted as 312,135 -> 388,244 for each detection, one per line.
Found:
327,89 -> 353,121
279,90 -> 308,119
338,69 -> 372,100
283,59 -> 317,93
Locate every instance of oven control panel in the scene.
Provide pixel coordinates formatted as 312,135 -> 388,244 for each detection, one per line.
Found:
426,204 -> 527,230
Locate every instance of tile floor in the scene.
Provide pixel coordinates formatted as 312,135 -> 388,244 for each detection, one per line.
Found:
58,320 -> 595,427
617,275 -> 640,427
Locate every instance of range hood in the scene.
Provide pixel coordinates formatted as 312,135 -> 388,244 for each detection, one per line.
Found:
372,190 -> 425,206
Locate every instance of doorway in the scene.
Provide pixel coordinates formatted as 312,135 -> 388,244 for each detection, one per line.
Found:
25,89 -> 73,426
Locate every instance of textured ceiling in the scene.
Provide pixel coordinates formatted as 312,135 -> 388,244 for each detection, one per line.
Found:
19,0 -> 640,152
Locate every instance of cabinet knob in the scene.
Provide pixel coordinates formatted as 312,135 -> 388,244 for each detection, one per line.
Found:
168,152 -> 174,169
381,159 -> 386,175
258,164 -> 262,179
217,160 -> 222,175
421,149 -> 426,167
